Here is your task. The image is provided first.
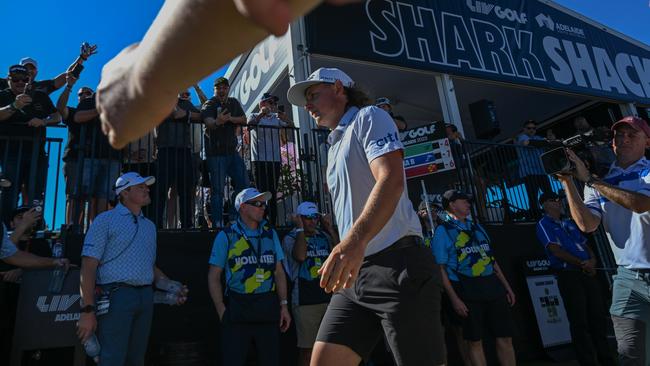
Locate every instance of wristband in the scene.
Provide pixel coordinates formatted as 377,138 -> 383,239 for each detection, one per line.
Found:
280,300 -> 288,306
295,228 -> 304,233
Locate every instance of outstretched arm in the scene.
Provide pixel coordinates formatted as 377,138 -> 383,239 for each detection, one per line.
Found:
97,0 -> 334,148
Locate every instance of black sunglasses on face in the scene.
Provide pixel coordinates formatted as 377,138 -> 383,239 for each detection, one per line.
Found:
301,214 -> 320,220
10,76 -> 29,83
78,91 -> 92,96
245,201 -> 267,208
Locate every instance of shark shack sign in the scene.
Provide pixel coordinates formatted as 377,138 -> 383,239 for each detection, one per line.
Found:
306,0 -> 650,104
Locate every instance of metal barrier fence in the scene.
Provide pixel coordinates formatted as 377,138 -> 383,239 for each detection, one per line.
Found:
55,123 -> 319,231
454,140 -> 561,224
0,128 -> 62,230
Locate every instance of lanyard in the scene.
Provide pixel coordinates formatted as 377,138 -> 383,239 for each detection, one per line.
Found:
240,226 -> 263,269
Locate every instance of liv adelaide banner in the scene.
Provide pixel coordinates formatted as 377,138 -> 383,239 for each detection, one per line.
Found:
306,0 -> 650,104
400,121 -> 455,179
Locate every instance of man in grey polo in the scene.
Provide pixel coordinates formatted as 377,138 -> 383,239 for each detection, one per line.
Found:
77,172 -> 186,366
559,116 -> 650,365
287,68 -> 444,366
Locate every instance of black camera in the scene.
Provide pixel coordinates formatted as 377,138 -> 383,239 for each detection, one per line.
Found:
540,132 -> 615,177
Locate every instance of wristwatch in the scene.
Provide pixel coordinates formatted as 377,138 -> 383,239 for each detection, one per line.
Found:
80,304 -> 96,313
280,300 -> 288,306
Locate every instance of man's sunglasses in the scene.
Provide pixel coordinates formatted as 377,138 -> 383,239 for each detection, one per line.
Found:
78,90 -> 92,97
245,201 -> 267,208
301,214 -> 320,220
10,76 -> 29,83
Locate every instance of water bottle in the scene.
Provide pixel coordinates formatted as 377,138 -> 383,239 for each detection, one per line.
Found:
155,278 -> 183,294
83,333 -> 101,363
154,291 -> 179,305
48,239 -> 66,293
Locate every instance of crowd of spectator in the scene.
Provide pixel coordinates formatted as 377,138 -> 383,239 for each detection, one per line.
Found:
1,42 -> 645,365
0,48 -> 311,232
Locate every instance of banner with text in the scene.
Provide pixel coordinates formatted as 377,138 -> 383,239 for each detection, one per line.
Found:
230,33 -> 291,114
400,121 -> 455,179
306,0 -> 650,104
526,274 -> 572,347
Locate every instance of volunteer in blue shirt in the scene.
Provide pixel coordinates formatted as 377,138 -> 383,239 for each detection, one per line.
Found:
207,187 -> 291,366
283,201 -> 339,366
536,192 -> 615,366
558,116 -> 650,365
433,190 -> 516,366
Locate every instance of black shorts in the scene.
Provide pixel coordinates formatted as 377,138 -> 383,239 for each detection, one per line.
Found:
316,238 -> 445,365
461,296 -> 514,341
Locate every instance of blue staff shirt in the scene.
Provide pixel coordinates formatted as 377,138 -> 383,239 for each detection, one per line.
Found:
209,219 -> 284,294
432,218 -> 494,282
536,215 -> 590,270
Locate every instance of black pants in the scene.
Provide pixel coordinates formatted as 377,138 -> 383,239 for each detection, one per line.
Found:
252,161 -> 281,225
221,318 -> 279,366
556,270 -> 616,366
156,148 -> 195,228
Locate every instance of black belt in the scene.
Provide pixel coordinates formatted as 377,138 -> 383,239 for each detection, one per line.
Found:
367,235 -> 423,260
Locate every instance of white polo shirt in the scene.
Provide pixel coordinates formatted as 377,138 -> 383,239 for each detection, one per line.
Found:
584,157 -> 650,269
327,106 -> 422,256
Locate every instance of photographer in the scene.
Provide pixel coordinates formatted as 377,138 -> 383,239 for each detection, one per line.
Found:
248,92 -> 294,225
558,116 -> 650,365
0,65 -> 61,224
155,90 -> 202,228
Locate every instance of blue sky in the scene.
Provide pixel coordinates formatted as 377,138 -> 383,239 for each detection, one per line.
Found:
0,0 -> 648,228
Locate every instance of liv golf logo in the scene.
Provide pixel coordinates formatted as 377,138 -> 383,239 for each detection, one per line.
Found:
37,294 -> 81,322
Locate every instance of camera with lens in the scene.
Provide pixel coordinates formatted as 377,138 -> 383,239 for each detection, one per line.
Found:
540,130 -> 615,177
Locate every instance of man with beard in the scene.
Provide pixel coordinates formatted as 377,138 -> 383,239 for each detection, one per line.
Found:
201,77 -> 248,227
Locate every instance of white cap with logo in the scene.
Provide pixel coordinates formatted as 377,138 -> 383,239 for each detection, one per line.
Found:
296,201 -> 320,216
235,188 -> 272,211
114,172 -> 155,195
287,67 -> 354,107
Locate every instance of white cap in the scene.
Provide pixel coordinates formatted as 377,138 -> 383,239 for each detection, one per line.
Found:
114,172 -> 155,195
235,188 -> 272,211
287,67 -> 354,107
20,57 -> 38,69
375,97 -> 391,106
296,201 -> 319,216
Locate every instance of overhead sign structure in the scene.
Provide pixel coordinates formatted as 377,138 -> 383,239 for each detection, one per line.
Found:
400,121 -> 455,179
306,0 -> 650,105
229,32 -> 291,114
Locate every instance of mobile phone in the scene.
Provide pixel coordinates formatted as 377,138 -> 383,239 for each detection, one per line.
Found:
71,63 -> 84,78
278,105 -> 285,113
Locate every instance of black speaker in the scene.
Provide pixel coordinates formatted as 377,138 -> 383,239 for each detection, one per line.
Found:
469,99 -> 500,139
